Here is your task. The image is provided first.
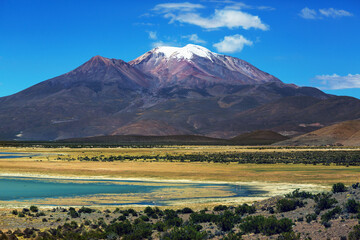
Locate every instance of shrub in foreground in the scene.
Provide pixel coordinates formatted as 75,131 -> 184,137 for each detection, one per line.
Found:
240,215 -> 293,236
332,183 -> 347,193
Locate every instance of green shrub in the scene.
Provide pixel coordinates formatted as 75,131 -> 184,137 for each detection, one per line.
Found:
305,213 -> 317,223
190,212 -> 218,223
240,215 -> 293,236
78,206 -> 95,214
235,203 -> 256,215
276,199 -> 304,212
162,225 -> 207,240
285,189 -> 314,199
30,206 -> 38,212
332,183 -> 347,193
217,210 -> 241,232
222,232 -> 243,240
321,206 -> 341,223
314,193 -> 338,211
180,207 -> 194,214
139,215 -> 149,222
349,225 -> 360,240
213,205 -> 228,211
154,221 -> 166,232
36,212 -> 46,217
346,199 -> 360,213
68,207 -> 79,218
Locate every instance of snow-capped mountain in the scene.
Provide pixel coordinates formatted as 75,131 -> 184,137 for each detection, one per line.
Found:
0,44 -> 358,141
130,44 -> 281,89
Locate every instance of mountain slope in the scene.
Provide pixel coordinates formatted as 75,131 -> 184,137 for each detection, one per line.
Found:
0,56 -> 154,140
276,119 -> 360,146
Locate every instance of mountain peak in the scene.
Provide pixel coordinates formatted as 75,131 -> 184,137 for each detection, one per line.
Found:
88,55 -> 113,64
153,44 -> 216,61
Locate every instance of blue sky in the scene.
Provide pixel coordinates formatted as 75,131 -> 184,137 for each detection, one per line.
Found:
1,0 -> 359,98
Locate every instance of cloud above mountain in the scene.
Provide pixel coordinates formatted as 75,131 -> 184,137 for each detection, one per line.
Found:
182,34 -> 206,44
315,74 -> 360,90
153,2 -> 268,30
213,34 -> 253,53
299,7 -> 353,19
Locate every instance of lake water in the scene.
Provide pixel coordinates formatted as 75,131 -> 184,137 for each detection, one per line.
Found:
0,152 -> 35,159
0,176 -> 267,206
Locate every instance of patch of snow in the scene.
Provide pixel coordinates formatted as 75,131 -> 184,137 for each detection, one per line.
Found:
16,132 -> 23,138
154,44 -> 217,61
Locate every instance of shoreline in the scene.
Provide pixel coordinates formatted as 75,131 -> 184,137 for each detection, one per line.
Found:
0,172 -> 328,208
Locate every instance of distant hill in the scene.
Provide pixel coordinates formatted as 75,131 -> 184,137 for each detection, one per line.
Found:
59,131 -> 288,145
58,134 -> 227,145
276,120 -> 360,146
231,130 -> 289,145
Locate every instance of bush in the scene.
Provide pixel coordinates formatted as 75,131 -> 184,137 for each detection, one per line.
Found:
68,207 -> 79,218
314,193 -> 338,211
235,203 -> 256,215
30,206 -> 38,212
346,199 -> 360,213
332,183 -> 347,193
240,215 -> 293,236
285,189 -> 314,199
349,225 -> 360,240
180,207 -> 194,214
190,212 -> 218,223
36,212 -> 46,217
222,232 -> 243,240
139,215 -> 150,222
305,213 -> 317,223
78,206 -> 95,214
276,199 -> 304,212
162,225 -> 207,240
154,221 -> 166,232
217,210 -> 241,232
321,206 -> 341,223
213,205 -> 228,211
105,220 -> 132,236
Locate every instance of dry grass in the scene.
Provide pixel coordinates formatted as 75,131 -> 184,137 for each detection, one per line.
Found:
1,146 -> 360,185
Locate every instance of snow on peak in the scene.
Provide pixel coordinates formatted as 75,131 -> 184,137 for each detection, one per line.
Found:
154,44 -> 216,61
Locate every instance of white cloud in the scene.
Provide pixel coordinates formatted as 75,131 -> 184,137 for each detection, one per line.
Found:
151,41 -> 180,48
147,31 -> 157,40
299,7 -> 317,19
319,8 -> 353,18
213,34 -> 253,53
314,74 -> 360,90
165,9 -> 268,30
299,7 -> 353,20
224,2 -> 275,11
182,34 -> 206,44
153,2 -> 205,12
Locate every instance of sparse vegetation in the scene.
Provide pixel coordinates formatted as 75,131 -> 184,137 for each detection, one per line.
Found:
2,184 -> 360,240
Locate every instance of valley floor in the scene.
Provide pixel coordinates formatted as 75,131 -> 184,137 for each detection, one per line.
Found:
1,146 -> 360,185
